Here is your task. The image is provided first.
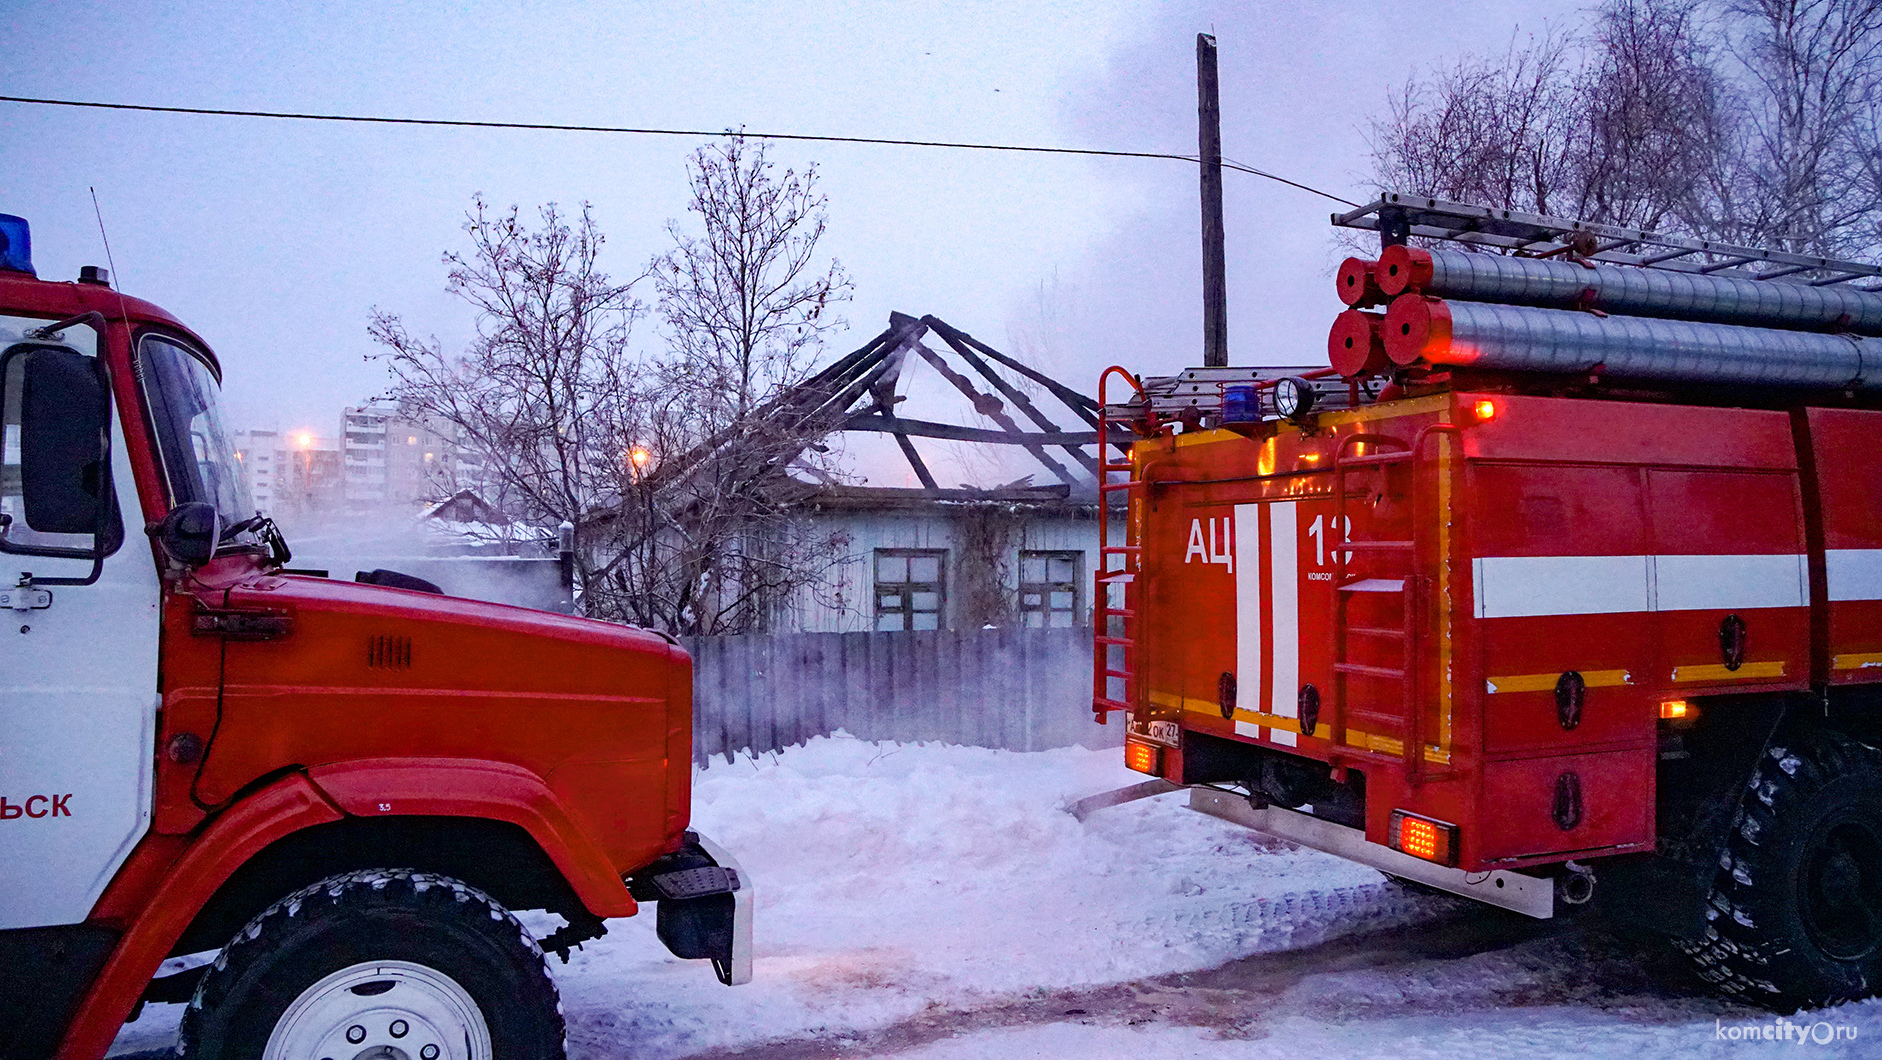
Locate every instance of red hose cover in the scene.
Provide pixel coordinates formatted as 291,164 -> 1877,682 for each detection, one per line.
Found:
1377,244 -> 1434,296
1382,294 -> 1452,365
1335,257 -> 1377,306
1327,309 -> 1388,377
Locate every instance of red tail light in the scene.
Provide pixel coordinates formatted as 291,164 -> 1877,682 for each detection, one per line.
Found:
1390,810 -> 1459,866
1124,739 -> 1163,776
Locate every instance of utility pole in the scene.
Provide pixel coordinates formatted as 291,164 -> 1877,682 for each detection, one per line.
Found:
1197,32 -> 1228,368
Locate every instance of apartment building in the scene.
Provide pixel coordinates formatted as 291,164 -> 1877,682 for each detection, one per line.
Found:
340,403 -> 460,513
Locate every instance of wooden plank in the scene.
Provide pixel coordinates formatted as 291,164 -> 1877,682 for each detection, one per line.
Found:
868,628 -> 893,744
842,413 -> 1100,447
682,637 -> 707,765
917,629 -> 942,744
756,634 -> 778,755
839,631 -> 864,740
922,316 -> 1102,421
940,629 -> 965,747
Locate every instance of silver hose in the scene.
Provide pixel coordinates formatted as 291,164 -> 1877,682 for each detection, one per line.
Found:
1408,249 -> 1882,335
1423,300 -> 1874,389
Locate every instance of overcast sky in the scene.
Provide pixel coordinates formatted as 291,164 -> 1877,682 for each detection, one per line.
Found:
3,0 -> 1578,485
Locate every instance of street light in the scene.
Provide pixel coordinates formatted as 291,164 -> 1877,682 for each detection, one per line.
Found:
295,432 -> 315,513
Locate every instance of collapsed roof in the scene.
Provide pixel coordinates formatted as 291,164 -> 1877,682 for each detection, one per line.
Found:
662,312 -> 1134,508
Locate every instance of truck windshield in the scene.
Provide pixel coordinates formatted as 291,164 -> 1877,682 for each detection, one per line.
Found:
140,335 -> 253,525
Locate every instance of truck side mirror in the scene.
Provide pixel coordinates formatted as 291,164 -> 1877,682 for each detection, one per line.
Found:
0,342 -> 118,562
150,502 -> 221,568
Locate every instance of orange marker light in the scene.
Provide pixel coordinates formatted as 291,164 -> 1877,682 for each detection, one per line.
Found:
1660,699 -> 1692,720
1124,739 -> 1162,776
1472,399 -> 1497,422
1389,811 -> 1459,866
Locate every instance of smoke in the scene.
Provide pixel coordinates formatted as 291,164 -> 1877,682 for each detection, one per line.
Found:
275,508 -> 571,613
1021,0 -> 1584,392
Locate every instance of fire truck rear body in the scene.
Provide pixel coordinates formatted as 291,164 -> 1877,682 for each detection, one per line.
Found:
1098,196 -> 1882,1005
1118,391 -> 1878,872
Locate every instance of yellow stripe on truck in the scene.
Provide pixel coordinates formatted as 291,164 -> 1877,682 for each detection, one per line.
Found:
1485,669 -> 1631,694
1159,690 -> 1450,765
1672,661 -> 1786,682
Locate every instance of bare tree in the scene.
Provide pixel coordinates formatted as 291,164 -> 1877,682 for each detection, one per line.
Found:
1365,0 -> 1882,259
1368,27 -> 1584,216
609,135 -> 857,635
1715,0 -> 1882,255
369,198 -> 648,592
1573,0 -> 1733,231
654,135 -> 853,422
372,155 -> 857,636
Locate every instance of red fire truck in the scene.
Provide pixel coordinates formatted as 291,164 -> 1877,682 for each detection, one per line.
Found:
0,213 -> 750,1060
1096,194 -> 1882,1010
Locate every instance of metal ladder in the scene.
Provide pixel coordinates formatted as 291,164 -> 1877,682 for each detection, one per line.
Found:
1092,367 -> 1152,723
1329,424 -> 1457,782
1333,192 -> 1882,289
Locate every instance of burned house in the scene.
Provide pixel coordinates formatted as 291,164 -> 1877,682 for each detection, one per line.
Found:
776,480 -> 1104,633
750,314 -> 1124,634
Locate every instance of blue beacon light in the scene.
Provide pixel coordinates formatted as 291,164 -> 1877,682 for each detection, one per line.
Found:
0,214 -> 34,276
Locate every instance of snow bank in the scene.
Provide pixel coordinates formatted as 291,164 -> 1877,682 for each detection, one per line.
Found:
556,732 -> 1434,1058
107,732 -> 1882,1060
889,1007 -> 1882,1060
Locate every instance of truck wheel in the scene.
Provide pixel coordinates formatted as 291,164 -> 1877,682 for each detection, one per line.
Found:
178,869 -> 565,1060
1678,730 -> 1882,1010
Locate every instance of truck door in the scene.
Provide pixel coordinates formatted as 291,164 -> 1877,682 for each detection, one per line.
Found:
0,316 -> 161,930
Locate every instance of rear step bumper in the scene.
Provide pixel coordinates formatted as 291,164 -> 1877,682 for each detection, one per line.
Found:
1187,786 -> 1555,919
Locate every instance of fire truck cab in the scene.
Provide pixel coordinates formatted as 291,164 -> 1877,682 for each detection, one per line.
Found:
0,214 -> 751,1060
1099,195 -> 1882,1012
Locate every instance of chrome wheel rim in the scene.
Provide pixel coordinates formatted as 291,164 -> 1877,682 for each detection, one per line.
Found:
262,959 -> 491,1060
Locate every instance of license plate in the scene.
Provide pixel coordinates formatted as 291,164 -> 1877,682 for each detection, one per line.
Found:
1133,719 -> 1181,746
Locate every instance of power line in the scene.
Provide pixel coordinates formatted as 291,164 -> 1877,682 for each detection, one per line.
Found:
0,94 -> 1360,208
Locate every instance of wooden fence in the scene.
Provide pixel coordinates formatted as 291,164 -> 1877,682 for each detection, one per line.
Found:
681,627 -> 1119,762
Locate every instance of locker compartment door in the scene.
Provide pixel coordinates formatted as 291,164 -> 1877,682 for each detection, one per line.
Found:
1469,463 -> 1655,755
1478,748 -> 1654,861
1806,408 -> 1882,684
1646,470 -> 1809,692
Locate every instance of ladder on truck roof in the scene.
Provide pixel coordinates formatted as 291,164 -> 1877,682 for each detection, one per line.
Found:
1334,192 -> 1882,290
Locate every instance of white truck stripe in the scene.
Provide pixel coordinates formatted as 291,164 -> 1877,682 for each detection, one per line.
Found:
1827,548 -> 1882,602
1475,553 -> 1810,618
1653,554 -> 1807,611
1268,502 -> 1300,746
1474,555 -> 1650,618
1234,504 -> 1263,737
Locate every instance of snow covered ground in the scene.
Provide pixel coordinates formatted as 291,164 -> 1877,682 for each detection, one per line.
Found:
109,734 -> 1882,1058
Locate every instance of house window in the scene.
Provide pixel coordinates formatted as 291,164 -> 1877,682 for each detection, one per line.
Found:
875,549 -> 945,631
1019,550 -> 1081,628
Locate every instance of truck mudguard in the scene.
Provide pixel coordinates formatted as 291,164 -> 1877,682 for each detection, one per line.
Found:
308,756 -> 638,918
58,773 -> 342,1060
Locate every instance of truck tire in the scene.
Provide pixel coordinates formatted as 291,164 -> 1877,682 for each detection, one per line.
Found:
1678,729 -> 1882,1010
178,869 -> 565,1060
